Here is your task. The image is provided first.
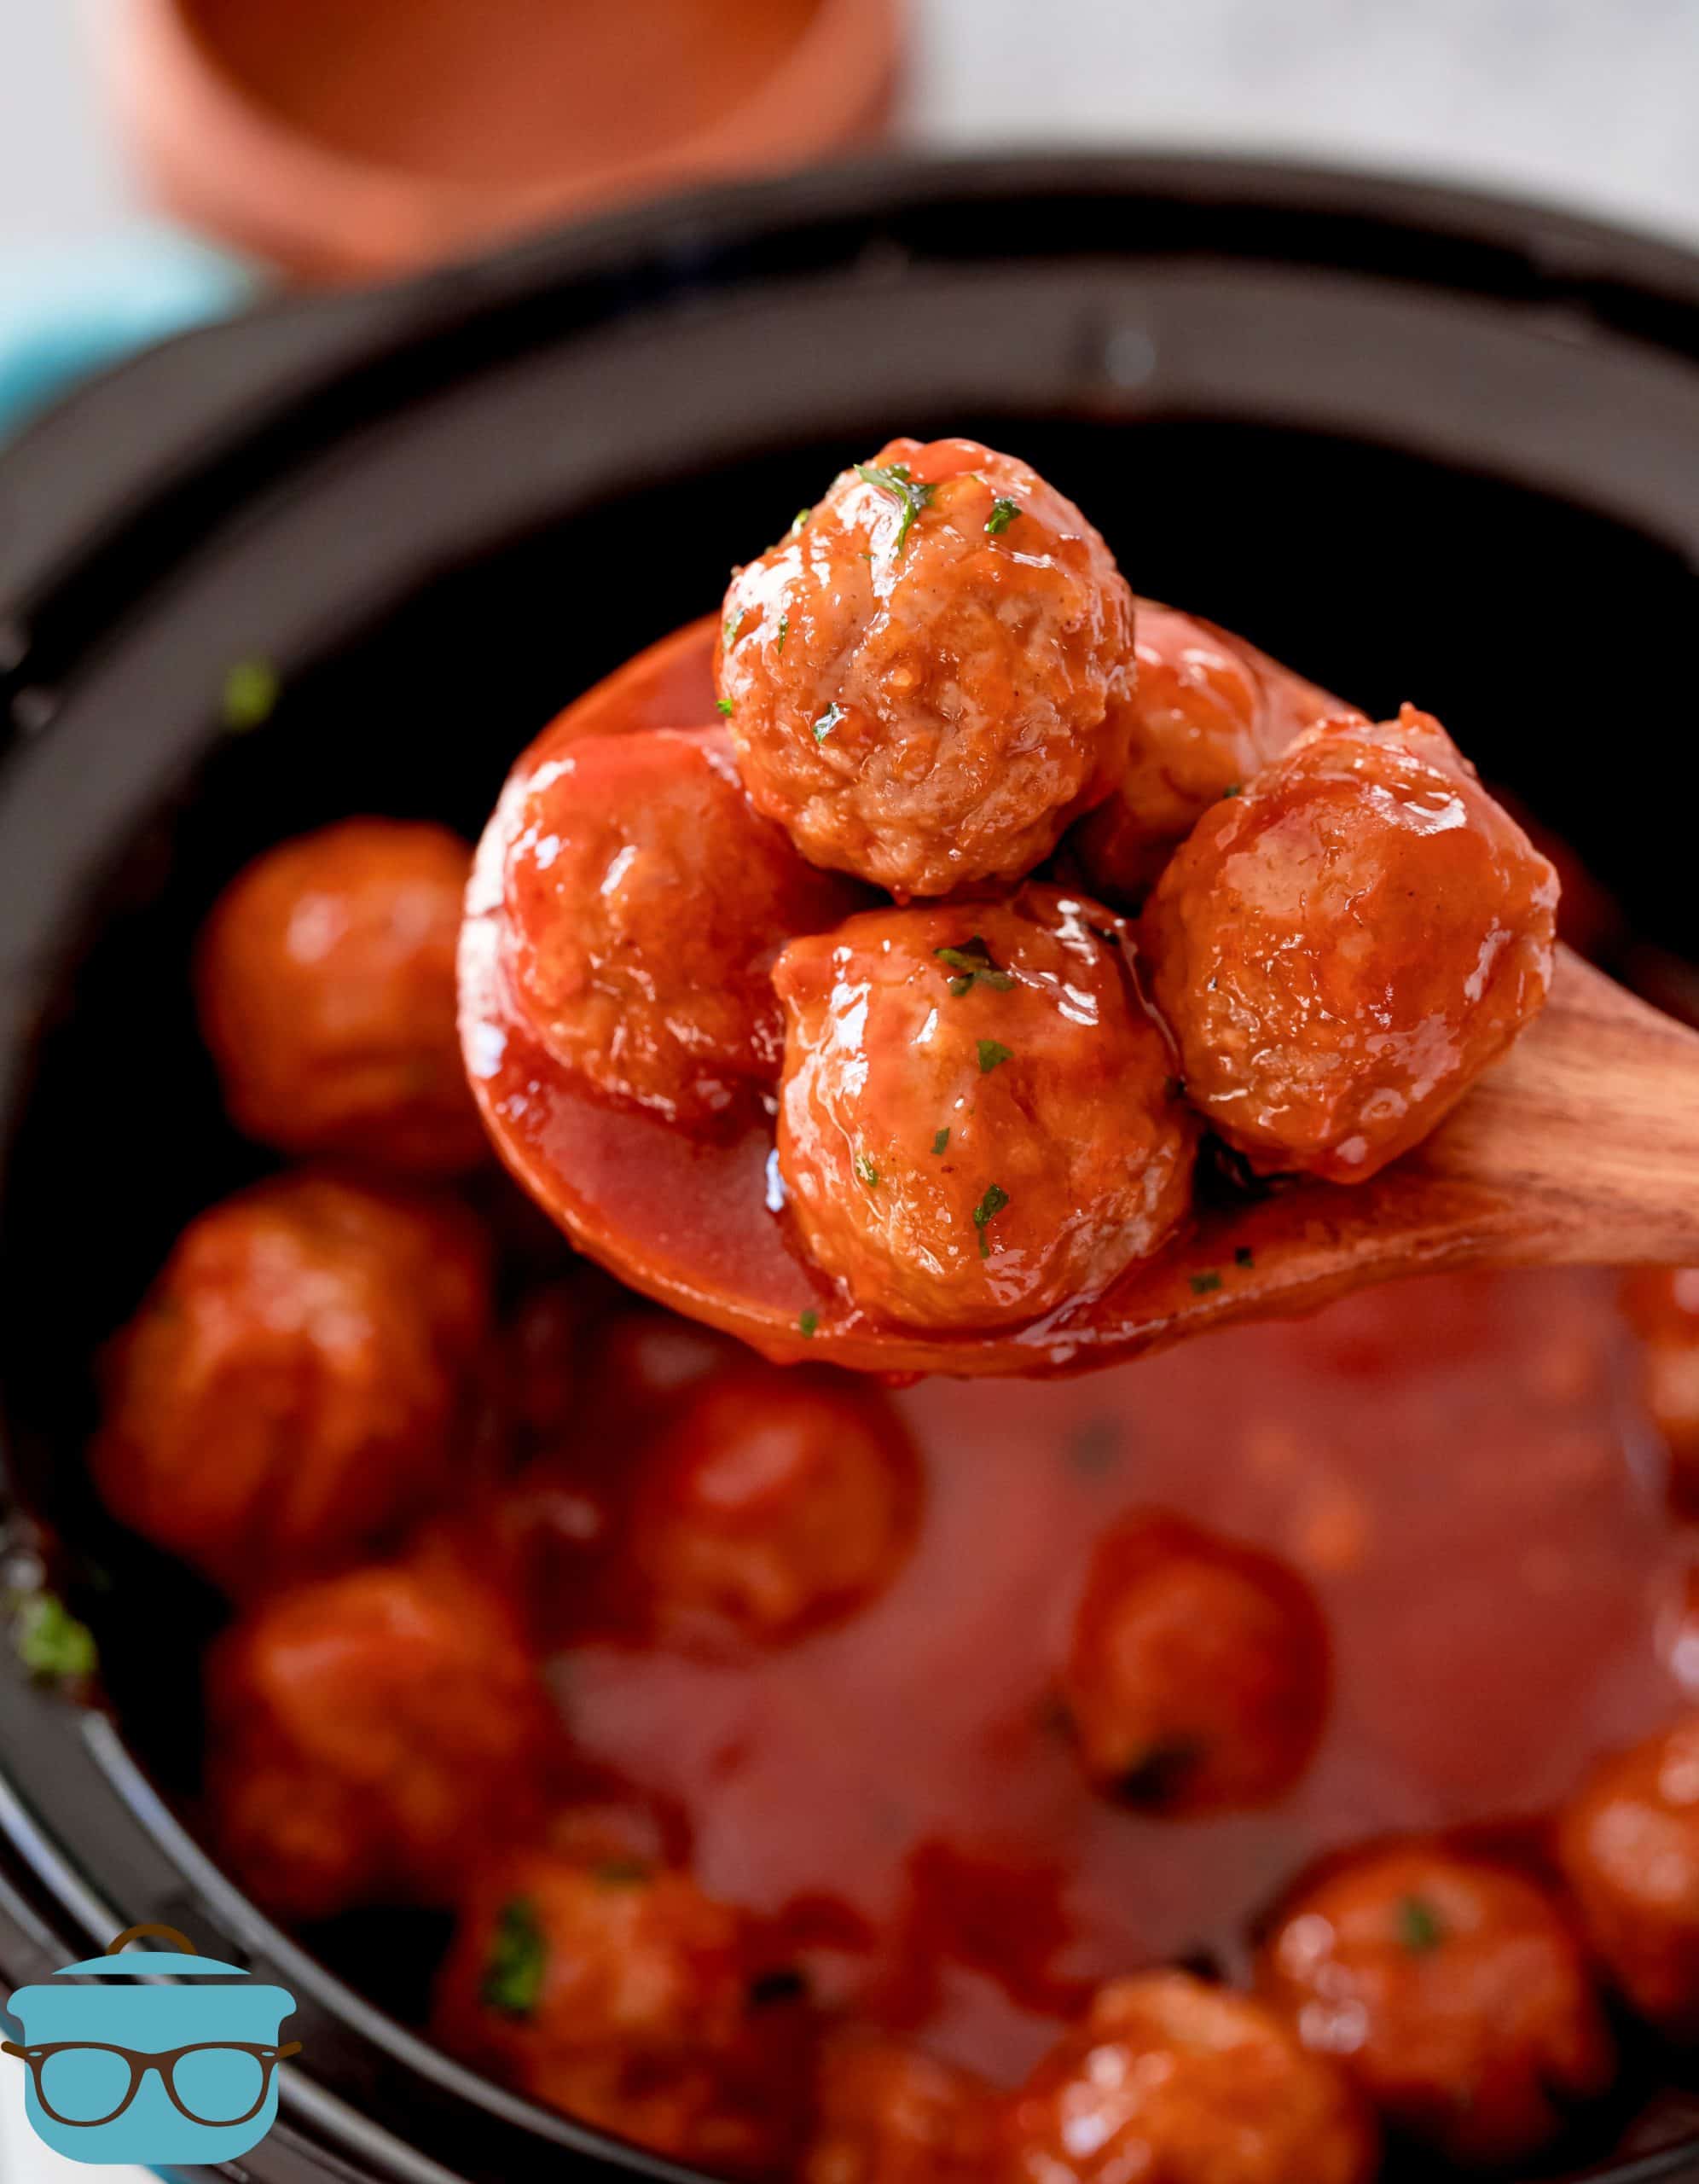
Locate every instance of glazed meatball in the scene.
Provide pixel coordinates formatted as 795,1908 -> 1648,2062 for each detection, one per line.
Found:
1557,1713 -> 1699,2036
90,1173 -> 491,1594
196,818 -> 485,1174
631,1367 -> 921,1648
804,2033 -> 997,2184
1143,706 -> 1558,1182
1259,1844 -> 1612,2165
434,1847 -> 806,2175
773,888 -> 1197,1331
205,1559 -> 555,1921
497,725 -> 864,1124
1005,1972 -> 1376,2184
1059,1513 -> 1330,1815
717,438 -> 1135,896
1621,1269 -> 1699,1506
1073,607 -> 1309,902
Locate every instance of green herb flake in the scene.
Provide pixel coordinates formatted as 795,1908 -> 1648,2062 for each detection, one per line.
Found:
724,609 -> 745,644
985,497 -> 1020,535
715,697 -> 734,717
1397,1895 -> 1445,1954
792,506 -> 812,533
1222,782 -> 1244,799
222,659 -> 279,732
855,461 -> 937,555
775,612 -> 789,653
480,1896 -> 548,2018
855,1153 -> 881,1189
931,1128 -> 950,1155
798,1309 -> 820,1339
1234,1246 -> 1255,1269
936,937 -> 1016,996
13,1593 -> 96,1682
1189,1270 -> 1223,1295
812,702 -> 844,744
972,1182 -> 1010,1259
977,1039 -> 1013,1076
592,1857 -> 652,1889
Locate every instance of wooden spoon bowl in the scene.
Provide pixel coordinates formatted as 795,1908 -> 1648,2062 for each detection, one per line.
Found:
461,618 -> 1699,1379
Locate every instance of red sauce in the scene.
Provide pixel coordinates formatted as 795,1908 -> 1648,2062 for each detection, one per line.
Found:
552,1266 -> 1679,2086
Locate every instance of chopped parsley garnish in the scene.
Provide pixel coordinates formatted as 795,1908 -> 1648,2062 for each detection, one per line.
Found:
798,1309 -> 819,1339
724,609 -> 745,644
855,461 -> 936,555
1234,1246 -> 1255,1268
1190,1270 -> 1223,1295
480,1896 -> 547,2018
812,702 -> 843,743
855,1153 -> 881,1189
1222,782 -> 1244,799
13,1593 -> 96,1682
222,659 -> 279,732
592,1857 -> 652,1888
931,1128 -> 950,1155
936,937 -> 1015,996
972,1183 -> 1010,1258
985,497 -> 1020,535
977,1039 -> 1013,1075
715,698 -> 734,716
792,506 -> 812,532
776,612 -> 789,653
1397,1896 -> 1445,1954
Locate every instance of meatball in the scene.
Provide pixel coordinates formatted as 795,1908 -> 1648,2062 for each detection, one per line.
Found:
1557,1713 -> 1699,2036
1621,1268 -> 1699,1507
499,725 -> 864,1124
90,1173 -> 491,1595
205,1559 -> 555,1921
632,1367 -> 921,1648
1073,607 -> 1300,902
773,888 -> 1197,1332
1259,1844 -> 1612,2165
1142,706 -> 1558,1182
196,818 -> 485,1174
1059,1513 -> 1330,1815
434,1846 -> 806,2175
804,2033 -> 997,2184
1005,1972 -> 1376,2184
717,438 -> 1135,896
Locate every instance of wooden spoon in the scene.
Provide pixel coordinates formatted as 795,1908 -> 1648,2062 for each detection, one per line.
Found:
461,616 -> 1699,1380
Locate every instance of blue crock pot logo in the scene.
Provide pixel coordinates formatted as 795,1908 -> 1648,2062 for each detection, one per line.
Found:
3,1922 -> 299,2164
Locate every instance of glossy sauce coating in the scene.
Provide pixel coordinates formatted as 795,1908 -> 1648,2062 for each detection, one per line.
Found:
803,2034 -> 997,2184
773,888 -> 1197,1330
716,439 -> 1134,896
1060,1513 -> 1330,1816
90,1172 -> 490,1595
204,1558 -> 555,1921
1004,1972 -> 1377,2184
1258,1844 -> 1612,2164
1557,1713 -> 1699,2037
1072,606 -> 1354,903
498,725 -> 865,1124
1621,1268 -> 1699,1507
1143,706 -> 1558,1182
197,818 -> 485,1174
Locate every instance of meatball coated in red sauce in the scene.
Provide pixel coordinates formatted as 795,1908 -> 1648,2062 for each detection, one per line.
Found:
434,1847 -> 807,2178
1143,705 -> 1558,1182
716,438 -> 1135,897
499,725 -> 865,1125
631,1368 -> 921,1650
204,1560 -> 555,1922
1060,1513 -> 1330,1816
1621,1268 -> 1699,1506
803,2033 -> 997,2184
90,1173 -> 491,1596
1072,607 -> 1335,903
1258,1844 -> 1612,2166
773,888 -> 1197,1332
1005,1972 -> 1376,2184
196,819 -> 485,1175
1557,1713 -> 1699,2036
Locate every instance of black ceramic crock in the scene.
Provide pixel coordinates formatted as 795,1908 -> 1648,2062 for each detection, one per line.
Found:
1,154 -> 1697,2184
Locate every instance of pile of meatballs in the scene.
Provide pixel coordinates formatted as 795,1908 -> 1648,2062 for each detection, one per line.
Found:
72,437 -> 1699,2184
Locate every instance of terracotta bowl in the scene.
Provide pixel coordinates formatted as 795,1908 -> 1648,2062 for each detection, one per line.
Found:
100,0 -> 901,282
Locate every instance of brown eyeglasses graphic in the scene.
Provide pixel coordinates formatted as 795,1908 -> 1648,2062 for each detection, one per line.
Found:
1,2036 -> 303,2129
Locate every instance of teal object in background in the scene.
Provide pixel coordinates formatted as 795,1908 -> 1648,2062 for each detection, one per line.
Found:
3,1929 -> 297,2166
0,225 -> 249,440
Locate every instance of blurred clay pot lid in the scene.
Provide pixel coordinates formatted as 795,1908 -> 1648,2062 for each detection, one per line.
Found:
101,0 -> 901,282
